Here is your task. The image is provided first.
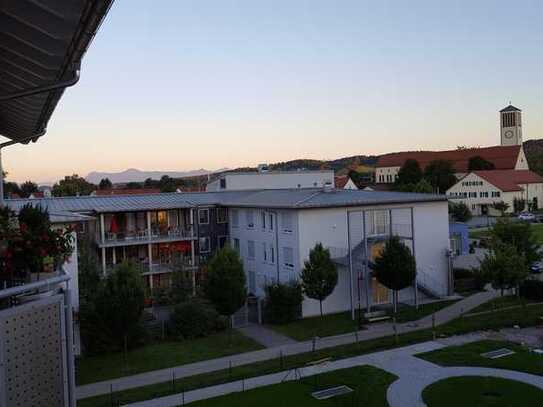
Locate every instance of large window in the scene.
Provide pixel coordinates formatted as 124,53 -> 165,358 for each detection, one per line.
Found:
281,212 -> 293,233
247,240 -> 255,259
261,211 -> 266,229
283,247 -> 294,268
199,236 -> 210,253
246,210 -> 255,229
218,235 -> 228,249
231,209 -> 239,227
198,209 -> 209,224
217,207 -> 228,223
262,242 -> 267,262
233,238 -> 240,253
367,210 -> 389,236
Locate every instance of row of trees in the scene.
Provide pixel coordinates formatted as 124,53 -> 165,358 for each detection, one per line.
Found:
395,155 -> 495,194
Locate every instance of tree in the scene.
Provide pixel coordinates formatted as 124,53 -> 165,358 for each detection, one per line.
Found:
395,159 -> 423,187
513,197 -> 526,213
144,178 -> 158,188
490,219 -> 540,264
81,261 -> 145,353
52,174 -> 95,196
449,202 -> 472,222
168,267 -> 194,305
20,180 -> 38,197
480,243 -> 528,296
492,201 -> 510,216
396,179 -> 434,193
468,155 -> 495,171
99,178 -> 113,190
205,247 -> 247,325
3,181 -> 21,198
159,175 -> 176,193
423,160 -> 457,194
300,243 -> 338,318
372,236 -> 416,313
126,181 -> 143,189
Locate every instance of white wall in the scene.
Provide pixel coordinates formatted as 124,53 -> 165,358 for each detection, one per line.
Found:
208,171 -> 334,191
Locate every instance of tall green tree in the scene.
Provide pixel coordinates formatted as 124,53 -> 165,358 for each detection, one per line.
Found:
423,160 -> 457,194
99,178 -> 113,190
490,219 -> 540,264
449,202 -> 472,222
300,243 -> 338,317
480,243 -> 527,296
372,236 -> 416,313
3,181 -> 21,198
20,180 -> 38,197
52,174 -> 95,196
205,247 -> 247,323
468,155 -> 495,171
81,261 -> 145,353
395,159 -> 423,187
492,201 -> 510,216
159,175 -> 176,192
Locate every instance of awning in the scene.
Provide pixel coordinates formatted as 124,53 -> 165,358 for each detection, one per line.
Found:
0,0 -> 114,143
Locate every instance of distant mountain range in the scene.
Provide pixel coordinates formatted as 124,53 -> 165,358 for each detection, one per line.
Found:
85,168 -> 227,184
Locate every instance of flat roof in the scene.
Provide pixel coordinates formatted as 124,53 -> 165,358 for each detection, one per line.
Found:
6,188 -> 446,216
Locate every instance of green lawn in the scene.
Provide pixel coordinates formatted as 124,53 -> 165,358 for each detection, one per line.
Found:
469,295 -> 533,314
422,376 -> 543,407
269,300 -> 458,341
76,330 -> 263,385
78,305 -> 543,407
417,340 -> 543,376
188,365 -> 396,407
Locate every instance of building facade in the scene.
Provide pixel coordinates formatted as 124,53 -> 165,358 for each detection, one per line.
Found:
447,170 -> 543,215
206,169 -> 335,191
375,105 -> 528,184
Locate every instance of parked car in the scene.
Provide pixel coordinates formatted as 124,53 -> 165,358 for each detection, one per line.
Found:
518,212 -> 536,222
530,261 -> 543,274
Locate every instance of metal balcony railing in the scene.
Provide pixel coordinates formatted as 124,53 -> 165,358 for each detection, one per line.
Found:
103,225 -> 195,245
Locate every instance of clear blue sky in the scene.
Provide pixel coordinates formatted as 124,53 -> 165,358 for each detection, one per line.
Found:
5,0 -> 543,183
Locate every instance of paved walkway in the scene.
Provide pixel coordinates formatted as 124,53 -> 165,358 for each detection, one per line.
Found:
76,289 -> 500,399
237,324 -> 297,348
123,334 -> 543,407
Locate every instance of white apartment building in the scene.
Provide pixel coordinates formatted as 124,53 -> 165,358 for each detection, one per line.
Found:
227,189 -> 451,318
447,170 -> 543,215
206,168 -> 335,191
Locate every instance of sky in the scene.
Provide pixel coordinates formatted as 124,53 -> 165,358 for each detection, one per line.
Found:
4,0 -> 543,184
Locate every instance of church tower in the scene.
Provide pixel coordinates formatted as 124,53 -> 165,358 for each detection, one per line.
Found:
500,104 -> 522,146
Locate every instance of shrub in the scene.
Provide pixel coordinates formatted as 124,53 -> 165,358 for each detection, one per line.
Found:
264,281 -> 303,324
170,298 -> 226,339
520,280 -> 543,301
453,268 -> 473,279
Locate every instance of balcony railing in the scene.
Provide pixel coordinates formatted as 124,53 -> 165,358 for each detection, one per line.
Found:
105,257 -> 196,275
102,225 -> 195,245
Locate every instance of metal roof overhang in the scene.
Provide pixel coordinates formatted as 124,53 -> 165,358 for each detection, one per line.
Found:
0,0 -> 114,144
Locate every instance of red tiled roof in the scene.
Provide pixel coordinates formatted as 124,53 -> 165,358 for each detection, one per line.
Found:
95,188 -> 161,196
376,145 -> 521,172
472,170 -> 543,192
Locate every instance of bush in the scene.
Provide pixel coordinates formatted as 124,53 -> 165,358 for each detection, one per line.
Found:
520,280 -> 543,301
264,281 -> 303,324
170,298 -> 226,339
453,268 -> 473,279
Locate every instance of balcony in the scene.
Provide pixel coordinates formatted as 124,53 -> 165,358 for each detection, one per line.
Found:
99,225 -> 195,247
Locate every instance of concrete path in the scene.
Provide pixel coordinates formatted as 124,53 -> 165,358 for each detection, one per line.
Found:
123,334 -> 543,407
76,289 -> 500,400
237,324 -> 297,348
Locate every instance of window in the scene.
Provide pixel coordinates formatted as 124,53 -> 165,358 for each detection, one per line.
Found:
218,235 -> 227,249
217,207 -> 228,223
199,237 -> 210,253
283,247 -> 294,268
233,238 -> 240,253
231,209 -> 239,227
367,210 -> 389,236
492,191 -> 501,198
269,213 -> 274,231
262,242 -> 267,262
246,210 -> 255,228
247,240 -> 255,259
282,212 -> 293,233
261,211 -> 266,229
219,178 -> 226,189
270,245 -> 275,264
198,209 -> 209,224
